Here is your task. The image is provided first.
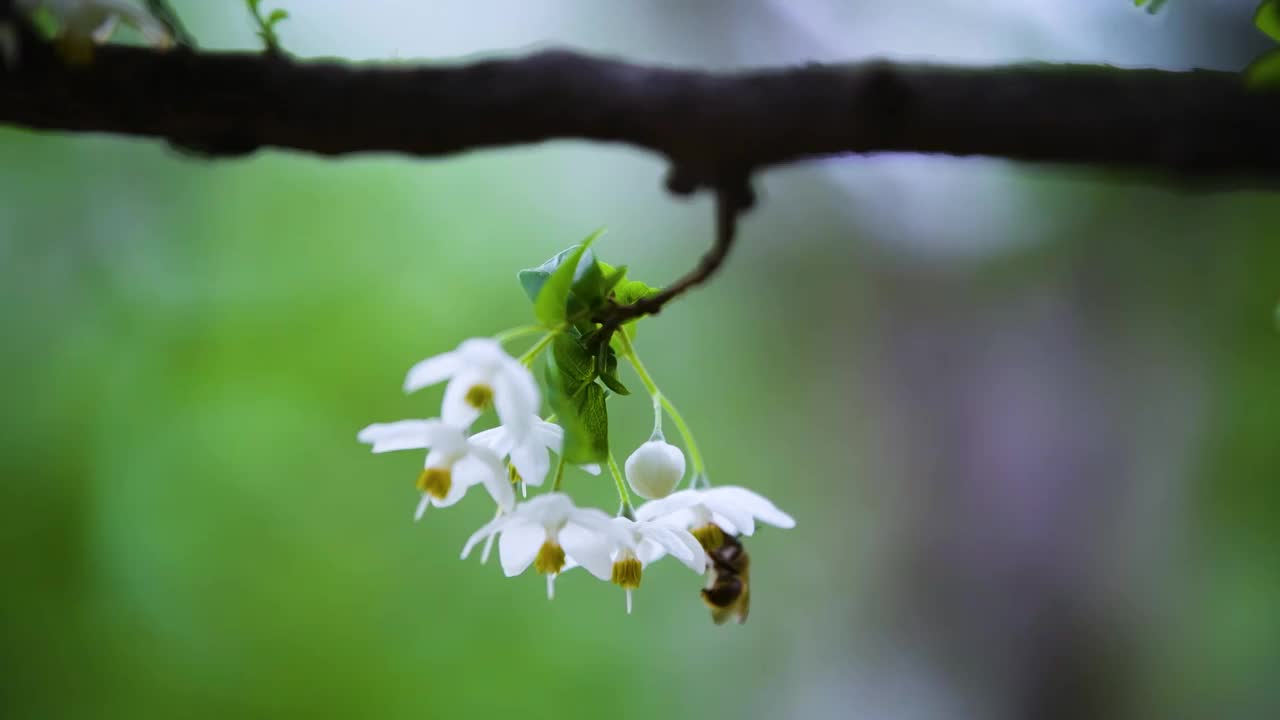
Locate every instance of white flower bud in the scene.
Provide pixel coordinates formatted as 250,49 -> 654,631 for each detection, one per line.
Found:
624,440 -> 686,500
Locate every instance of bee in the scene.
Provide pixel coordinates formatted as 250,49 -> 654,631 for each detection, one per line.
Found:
700,528 -> 750,625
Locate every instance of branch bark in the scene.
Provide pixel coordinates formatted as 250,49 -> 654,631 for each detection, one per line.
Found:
2,36 -> 1280,188
3,29 -> 1278,320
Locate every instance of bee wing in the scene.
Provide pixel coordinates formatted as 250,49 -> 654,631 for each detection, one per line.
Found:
733,579 -> 750,624
710,604 -> 736,625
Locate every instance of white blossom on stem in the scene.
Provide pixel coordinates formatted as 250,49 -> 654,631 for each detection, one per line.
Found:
460,493 -> 628,599
357,419 -> 512,519
403,338 -> 540,441
470,416 -> 600,494
563,516 -> 705,614
18,0 -> 172,52
635,486 -> 796,551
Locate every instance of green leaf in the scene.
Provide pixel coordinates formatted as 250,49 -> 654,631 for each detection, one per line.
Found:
267,9 -> 289,26
598,364 -> 630,395
613,279 -> 660,306
544,346 -> 609,464
571,258 -> 607,307
610,279 -> 662,338
534,241 -> 591,326
1246,47 -> 1280,88
517,246 -> 580,304
550,334 -> 595,396
584,328 -> 630,395
524,229 -> 604,325
561,383 -> 610,464
1258,0 -> 1280,42
600,263 -> 628,298
567,260 -> 630,323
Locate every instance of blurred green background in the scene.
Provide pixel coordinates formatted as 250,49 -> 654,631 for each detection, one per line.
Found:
3,2 -> 1280,719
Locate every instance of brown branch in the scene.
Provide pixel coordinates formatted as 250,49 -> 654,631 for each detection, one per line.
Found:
595,178 -> 752,329
3,37 -> 1280,184
4,28 -> 1280,320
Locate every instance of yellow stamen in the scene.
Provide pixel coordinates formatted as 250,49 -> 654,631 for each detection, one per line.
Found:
611,556 -> 643,590
508,463 -> 522,485
464,383 -> 494,410
416,467 -> 452,500
692,524 -> 725,552
533,541 -> 566,575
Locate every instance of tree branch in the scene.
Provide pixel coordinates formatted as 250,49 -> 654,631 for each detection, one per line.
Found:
2,40 -> 1279,185
3,32 -> 1279,320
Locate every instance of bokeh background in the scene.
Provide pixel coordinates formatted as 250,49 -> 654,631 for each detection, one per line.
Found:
3,1 -> 1280,718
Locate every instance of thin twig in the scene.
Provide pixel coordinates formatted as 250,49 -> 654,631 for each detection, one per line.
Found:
596,179 -> 751,329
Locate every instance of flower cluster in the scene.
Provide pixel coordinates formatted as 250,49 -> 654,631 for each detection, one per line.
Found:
359,235 -> 795,619
13,0 -> 172,64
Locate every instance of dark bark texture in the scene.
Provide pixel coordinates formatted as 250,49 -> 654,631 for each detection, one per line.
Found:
2,35 -> 1279,188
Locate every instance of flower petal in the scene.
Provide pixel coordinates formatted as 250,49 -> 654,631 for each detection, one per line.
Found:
650,508 -> 700,532
461,513 -> 510,559
468,425 -> 515,457
570,507 -> 631,545
441,372 -> 485,430
403,350 -> 461,393
456,338 -> 508,370
560,524 -> 613,581
510,442 -> 551,488
498,521 -> 545,577
357,419 -> 440,454
532,419 -> 564,452
579,463 -> 602,476
89,14 -> 119,43
492,371 -> 538,442
634,489 -> 702,523
636,538 -> 670,566
641,524 -> 697,567
519,492 -> 575,525
706,486 -> 796,530
455,448 -> 513,512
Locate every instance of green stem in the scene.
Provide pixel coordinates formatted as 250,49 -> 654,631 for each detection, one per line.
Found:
607,452 -> 634,518
551,456 -> 567,492
518,330 -> 558,367
615,332 -> 708,482
655,392 -> 706,481
494,324 -> 545,345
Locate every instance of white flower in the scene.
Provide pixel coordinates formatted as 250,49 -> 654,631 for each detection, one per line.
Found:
18,0 -> 172,49
624,439 -> 685,500
635,486 -> 796,551
563,516 -> 705,614
460,493 -> 628,599
357,419 -> 513,519
469,416 -> 601,493
403,338 -> 540,441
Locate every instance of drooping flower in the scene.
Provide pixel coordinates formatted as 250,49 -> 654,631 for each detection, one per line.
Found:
17,0 -> 172,60
460,493 -> 628,599
469,416 -> 601,494
635,486 -> 796,551
624,439 -> 686,500
562,516 -> 705,614
403,338 -> 540,441
357,419 -> 513,519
